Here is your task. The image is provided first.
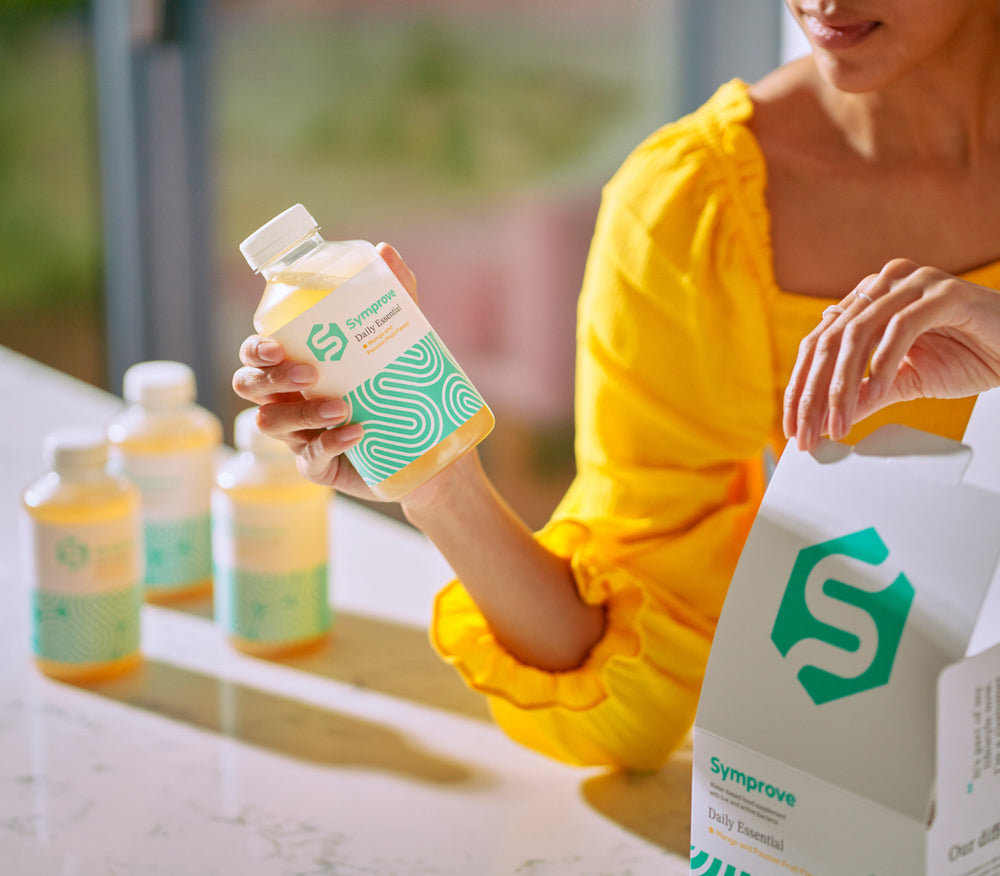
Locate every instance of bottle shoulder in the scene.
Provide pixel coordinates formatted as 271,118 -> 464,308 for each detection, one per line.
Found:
108,403 -> 222,450
260,241 -> 379,302
23,471 -> 139,521
215,452 -> 330,500
253,241 -> 384,336
280,239 -> 377,276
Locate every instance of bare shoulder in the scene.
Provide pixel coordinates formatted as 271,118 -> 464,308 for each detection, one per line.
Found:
747,56 -> 833,155
748,55 -> 817,104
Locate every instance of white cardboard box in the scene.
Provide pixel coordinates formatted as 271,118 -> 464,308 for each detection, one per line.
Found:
691,398 -> 1000,876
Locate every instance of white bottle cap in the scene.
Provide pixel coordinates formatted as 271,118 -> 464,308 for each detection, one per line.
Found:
45,426 -> 109,474
239,204 -> 319,272
123,360 -> 196,408
234,407 -> 293,459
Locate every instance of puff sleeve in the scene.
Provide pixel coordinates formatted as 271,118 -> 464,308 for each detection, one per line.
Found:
431,81 -> 780,770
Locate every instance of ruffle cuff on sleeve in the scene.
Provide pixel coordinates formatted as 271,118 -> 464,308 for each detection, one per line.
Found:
430,520 -> 646,712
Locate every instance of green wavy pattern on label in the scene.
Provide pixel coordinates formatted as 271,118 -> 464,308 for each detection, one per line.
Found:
32,586 -> 141,664
690,845 -> 752,876
144,513 -> 211,589
215,565 -> 331,643
345,332 -> 484,485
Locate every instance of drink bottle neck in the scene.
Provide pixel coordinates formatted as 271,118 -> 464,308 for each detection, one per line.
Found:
257,231 -> 324,281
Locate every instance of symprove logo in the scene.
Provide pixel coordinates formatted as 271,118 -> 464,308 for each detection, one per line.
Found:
55,535 -> 89,570
770,527 -> 914,705
308,323 -> 348,362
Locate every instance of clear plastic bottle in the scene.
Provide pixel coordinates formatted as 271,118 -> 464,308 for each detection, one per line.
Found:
108,360 -> 221,602
21,427 -> 143,683
239,204 -> 494,501
212,407 -> 332,657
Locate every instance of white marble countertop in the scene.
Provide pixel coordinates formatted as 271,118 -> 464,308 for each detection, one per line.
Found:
0,346 -> 692,875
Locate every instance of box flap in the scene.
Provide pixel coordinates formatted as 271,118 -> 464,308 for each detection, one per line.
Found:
936,642 -> 1000,819
963,389 -> 1000,656
962,387 -> 1000,493
928,642 -> 1000,875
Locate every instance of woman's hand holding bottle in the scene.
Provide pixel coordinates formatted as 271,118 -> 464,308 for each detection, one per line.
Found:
234,242 -> 419,500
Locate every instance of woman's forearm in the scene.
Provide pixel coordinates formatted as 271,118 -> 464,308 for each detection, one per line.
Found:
401,452 -> 606,671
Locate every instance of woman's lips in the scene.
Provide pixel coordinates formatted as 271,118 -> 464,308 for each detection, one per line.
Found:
803,15 -> 880,50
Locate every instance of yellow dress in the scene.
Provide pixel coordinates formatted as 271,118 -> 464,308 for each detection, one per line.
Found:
431,79 -> 994,771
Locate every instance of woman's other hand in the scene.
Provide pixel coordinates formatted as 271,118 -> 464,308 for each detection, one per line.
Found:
784,258 -> 1000,451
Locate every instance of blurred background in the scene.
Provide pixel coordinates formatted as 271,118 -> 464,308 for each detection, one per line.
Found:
0,0 -> 807,528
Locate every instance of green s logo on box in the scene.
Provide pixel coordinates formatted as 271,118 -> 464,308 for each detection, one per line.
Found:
771,527 -> 914,705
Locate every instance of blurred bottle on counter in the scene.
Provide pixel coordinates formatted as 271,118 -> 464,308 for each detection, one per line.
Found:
240,204 -> 493,501
212,407 -> 332,656
21,427 -> 143,682
108,360 -> 221,602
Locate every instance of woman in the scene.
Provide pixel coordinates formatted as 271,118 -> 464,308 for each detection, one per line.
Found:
233,1 -> 1000,771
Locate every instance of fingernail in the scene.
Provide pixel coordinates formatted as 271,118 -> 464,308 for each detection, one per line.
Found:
783,411 -> 796,440
797,423 -> 814,451
290,364 -> 316,385
319,400 -> 347,421
256,338 -> 282,364
829,409 -> 845,441
338,424 -> 363,445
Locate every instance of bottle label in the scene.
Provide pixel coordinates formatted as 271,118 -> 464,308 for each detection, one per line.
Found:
270,256 -> 487,486
143,514 -> 212,589
214,566 -> 330,644
344,332 -> 485,485
212,494 -> 330,643
32,587 -> 142,664
23,515 -> 142,664
119,448 -> 214,589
